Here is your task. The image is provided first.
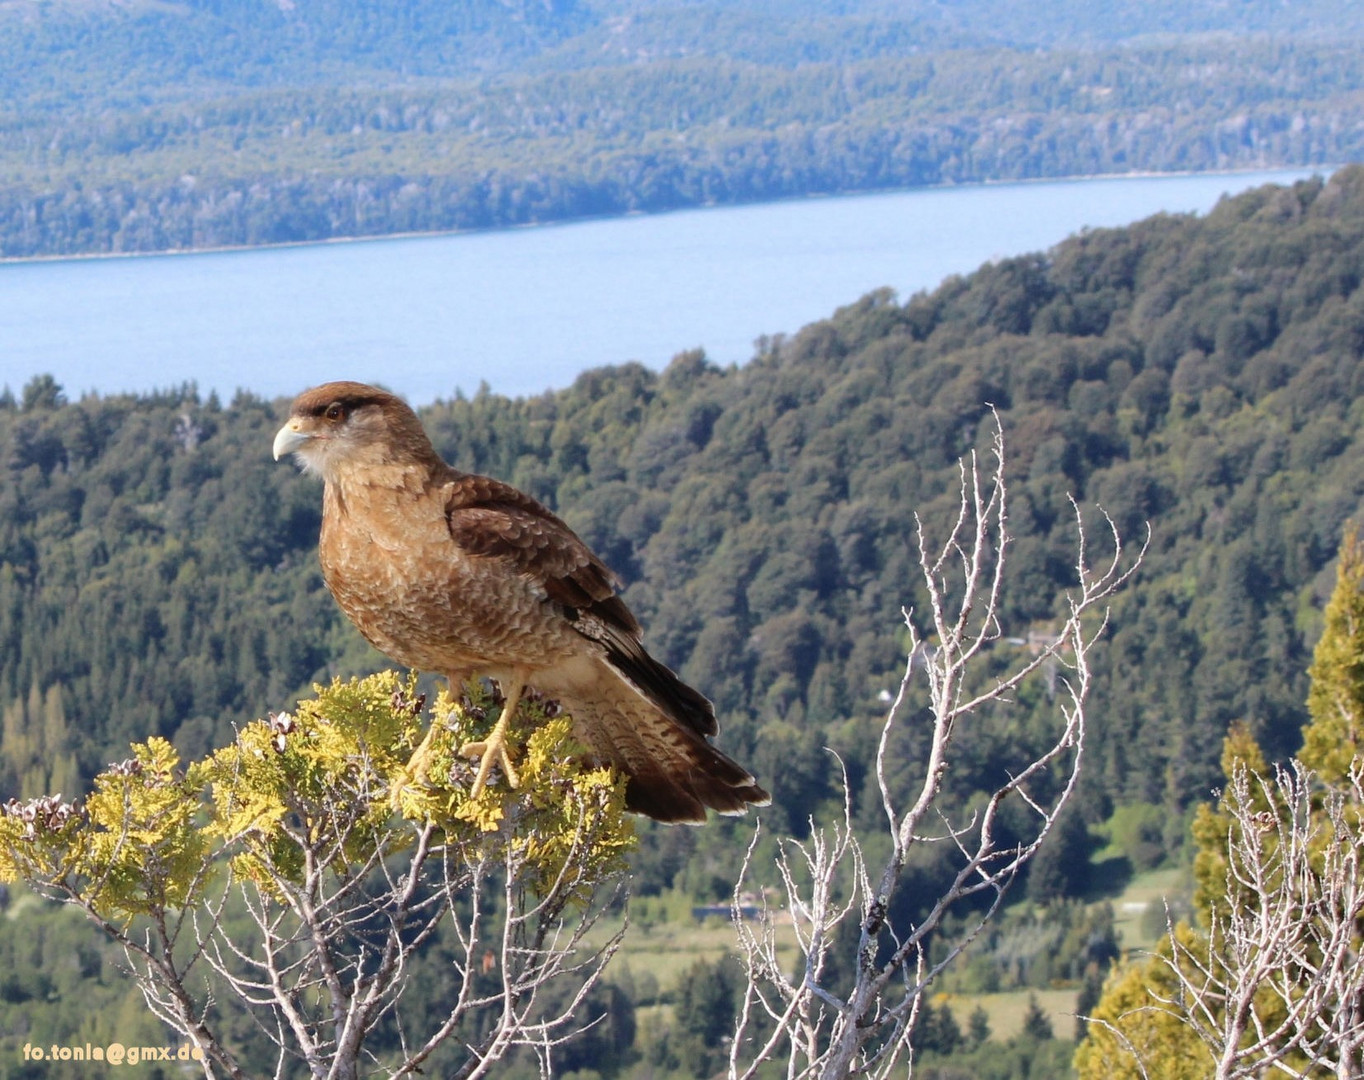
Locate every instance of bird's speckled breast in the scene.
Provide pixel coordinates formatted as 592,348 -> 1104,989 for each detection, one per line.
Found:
318,477 -> 578,676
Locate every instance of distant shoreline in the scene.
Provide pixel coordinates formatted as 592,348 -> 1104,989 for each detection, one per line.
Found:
3,165 -> 1338,408
0,165 -> 1328,269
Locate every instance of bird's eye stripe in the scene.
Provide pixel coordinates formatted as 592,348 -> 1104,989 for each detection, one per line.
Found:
303,395 -> 376,418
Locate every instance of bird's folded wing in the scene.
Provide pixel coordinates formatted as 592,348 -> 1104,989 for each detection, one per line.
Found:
443,473 -> 717,738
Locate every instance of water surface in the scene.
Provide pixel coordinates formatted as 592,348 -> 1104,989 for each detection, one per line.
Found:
0,169 -> 1320,403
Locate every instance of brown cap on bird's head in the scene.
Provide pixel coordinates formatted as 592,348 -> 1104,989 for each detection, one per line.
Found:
272,381 -> 441,481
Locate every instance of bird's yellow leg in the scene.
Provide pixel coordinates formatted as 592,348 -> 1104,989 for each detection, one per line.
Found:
389,715 -> 443,810
404,724 -> 439,786
462,675 -> 524,796
389,676 -> 464,809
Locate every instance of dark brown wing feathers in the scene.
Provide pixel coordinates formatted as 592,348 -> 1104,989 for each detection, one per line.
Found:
444,474 -> 629,620
444,472 -> 718,738
592,628 -> 717,738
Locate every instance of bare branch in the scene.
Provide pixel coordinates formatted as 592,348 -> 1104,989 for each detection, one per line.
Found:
731,419 -> 1140,1080
1142,761 -> 1364,1080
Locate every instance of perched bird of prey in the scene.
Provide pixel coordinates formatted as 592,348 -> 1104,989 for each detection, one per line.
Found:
273,381 -> 769,823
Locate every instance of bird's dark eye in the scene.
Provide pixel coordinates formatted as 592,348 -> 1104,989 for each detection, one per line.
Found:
325,403 -> 344,422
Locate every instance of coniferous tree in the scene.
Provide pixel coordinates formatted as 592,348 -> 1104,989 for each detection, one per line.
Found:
1302,526 -> 1364,783
1020,995 -> 1053,1042
1077,526 -> 1364,1078
966,1005 -> 991,1049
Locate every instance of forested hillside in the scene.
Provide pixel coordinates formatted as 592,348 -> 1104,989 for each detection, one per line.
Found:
4,167 -> 1364,859
6,0 -> 1362,103
1,0 -> 1361,256
0,0 -> 590,100
2,41 -> 1356,257
6,164 -> 1364,1079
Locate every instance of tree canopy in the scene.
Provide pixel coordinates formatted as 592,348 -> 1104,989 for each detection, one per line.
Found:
7,161 -> 1364,1078
7,167 -> 1364,884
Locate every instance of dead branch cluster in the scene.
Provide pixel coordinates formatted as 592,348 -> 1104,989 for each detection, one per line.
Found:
730,422 -> 1143,1080
1153,761 -> 1364,1080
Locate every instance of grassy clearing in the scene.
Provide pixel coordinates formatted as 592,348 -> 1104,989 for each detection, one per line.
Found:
611,918 -> 747,990
1108,865 -> 1192,952
587,893 -> 802,996
597,863 -> 1189,1030
936,988 -> 1080,1041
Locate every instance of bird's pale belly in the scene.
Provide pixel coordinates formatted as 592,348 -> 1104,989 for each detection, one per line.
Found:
320,530 -> 578,677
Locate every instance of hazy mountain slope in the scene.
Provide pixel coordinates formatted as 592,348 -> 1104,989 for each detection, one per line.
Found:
5,0 -> 1363,105
563,0 -> 1364,65
877,0 -> 1364,45
2,0 -> 1361,256
2,40 -> 1358,257
0,0 -> 591,104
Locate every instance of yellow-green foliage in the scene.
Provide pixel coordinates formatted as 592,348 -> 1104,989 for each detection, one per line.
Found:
0,737 -> 208,918
1190,723 -> 1269,927
0,672 -> 634,919
1077,727 -> 1280,1080
1075,725 -> 1261,1080
1304,527 -> 1364,783
196,672 -> 424,890
1079,527 -> 1364,1080
1072,925 -> 1213,1080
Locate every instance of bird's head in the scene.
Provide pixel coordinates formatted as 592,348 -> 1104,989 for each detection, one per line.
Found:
273,382 -> 440,483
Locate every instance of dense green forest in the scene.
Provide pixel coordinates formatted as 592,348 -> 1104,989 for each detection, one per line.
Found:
2,40 -> 1357,257
9,166 -> 1364,854
5,166 -> 1364,859
5,168 -> 1364,1074
1,0 -> 1362,256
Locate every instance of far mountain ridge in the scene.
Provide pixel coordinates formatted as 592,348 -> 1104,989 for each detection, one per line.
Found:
2,0 -> 1359,256
5,0 -> 1364,103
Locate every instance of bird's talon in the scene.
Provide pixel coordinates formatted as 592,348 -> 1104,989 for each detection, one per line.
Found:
461,716 -> 521,797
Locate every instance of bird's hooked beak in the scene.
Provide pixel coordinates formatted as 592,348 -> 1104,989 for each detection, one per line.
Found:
273,419 -> 313,461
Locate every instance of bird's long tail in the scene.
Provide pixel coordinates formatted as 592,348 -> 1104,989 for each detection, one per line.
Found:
548,666 -> 769,824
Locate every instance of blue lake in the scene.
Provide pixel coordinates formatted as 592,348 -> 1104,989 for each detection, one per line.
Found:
0,168 -> 1321,404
